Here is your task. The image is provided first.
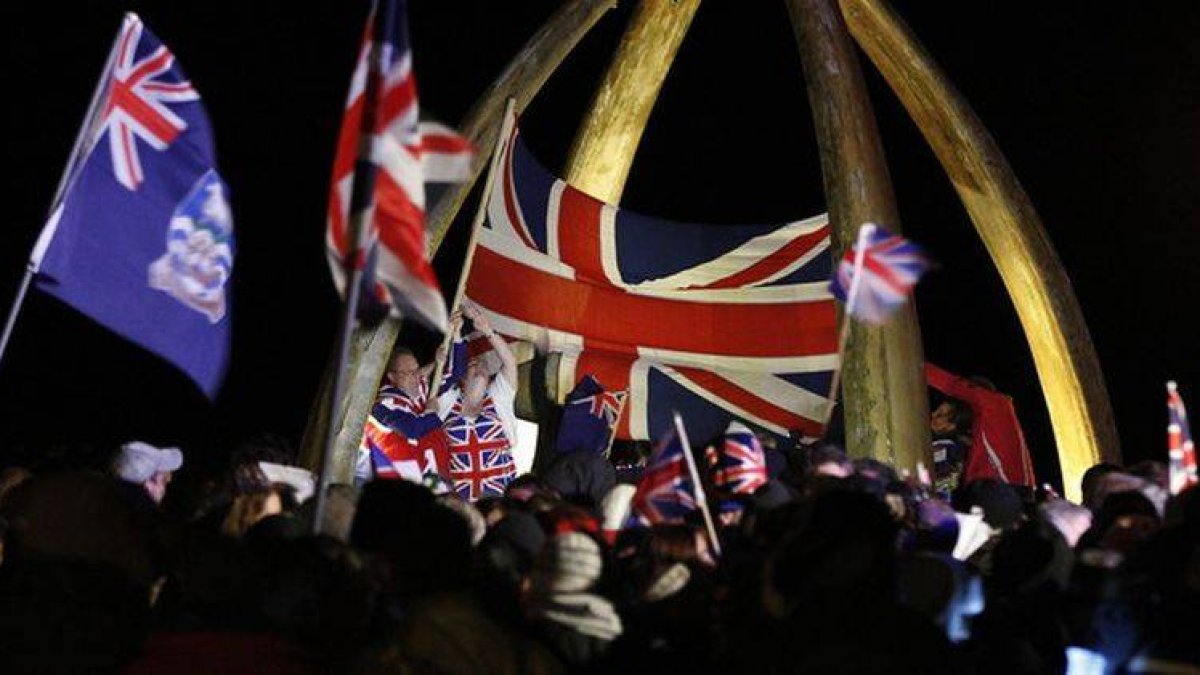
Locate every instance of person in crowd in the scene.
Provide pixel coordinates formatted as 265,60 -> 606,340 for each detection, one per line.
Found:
112,440 -> 184,506
356,312 -> 466,484
927,363 -> 1036,488
436,303 -> 520,502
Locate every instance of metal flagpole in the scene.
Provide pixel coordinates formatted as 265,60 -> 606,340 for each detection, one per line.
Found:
820,222 -> 876,431
313,5 -> 391,534
0,15 -> 123,369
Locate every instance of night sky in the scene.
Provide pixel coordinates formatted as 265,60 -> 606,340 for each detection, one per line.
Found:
4,1 -> 1198,487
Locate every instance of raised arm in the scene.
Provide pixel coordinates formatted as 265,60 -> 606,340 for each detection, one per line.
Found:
464,303 -> 517,386
925,362 -> 983,406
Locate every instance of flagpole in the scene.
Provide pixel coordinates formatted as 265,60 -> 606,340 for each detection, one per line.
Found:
673,411 -> 722,559
426,99 -> 516,399
819,223 -> 876,432
601,391 -> 629,459
313,4 -> 393,534
0,15 -> 124,369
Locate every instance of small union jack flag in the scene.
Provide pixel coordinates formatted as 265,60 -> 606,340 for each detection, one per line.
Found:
707,421 -> 769,497
93,16 -> 200,192
555,375 -> 628,455
444,396 -> 515,501
1167,381 -> 1198,495
627,425 -> 698,527
829,223 -> 929,324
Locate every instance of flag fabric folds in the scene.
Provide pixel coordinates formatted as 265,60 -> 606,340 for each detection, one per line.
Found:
628,424 -> 698,527
555,374 -> 627,456
1167,381 -> 1198,495
463,110 -> 838,445
326,0 -> 473,330
829,223 -> 928,324
707,421 -> 769,497
30,13 -> 233,399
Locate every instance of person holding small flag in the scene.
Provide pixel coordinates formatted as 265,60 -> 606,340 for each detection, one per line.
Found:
435,303 -> 520,501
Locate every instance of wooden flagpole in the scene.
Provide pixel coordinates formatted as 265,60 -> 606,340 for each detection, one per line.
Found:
673,411 -> 722,559
0,16 -> 123,368
313,10 -> 392,533
819,223 -> 876,431
426,99 -> 517,397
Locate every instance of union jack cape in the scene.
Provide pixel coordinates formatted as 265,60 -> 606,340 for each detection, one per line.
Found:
462,110 -> 838,445
326,0 -> 472,329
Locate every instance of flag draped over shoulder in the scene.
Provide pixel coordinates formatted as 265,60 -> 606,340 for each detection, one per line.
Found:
326,0 -> 472,330
463,111 -> 838,445
555,375 -> 627,456
1167,381 -> 1198,495
30,13 -> 233,399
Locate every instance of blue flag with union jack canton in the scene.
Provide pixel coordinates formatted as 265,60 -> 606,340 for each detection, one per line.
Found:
828,224 -> 928,324
31,14 -> 232,399
627,426 -> 698,527
556,374 -> 627,455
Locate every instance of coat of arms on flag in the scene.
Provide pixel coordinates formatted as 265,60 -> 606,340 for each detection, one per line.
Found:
461,109 -> 838,446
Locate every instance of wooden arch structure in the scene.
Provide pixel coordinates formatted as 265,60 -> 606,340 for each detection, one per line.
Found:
304,0 -> 1119,501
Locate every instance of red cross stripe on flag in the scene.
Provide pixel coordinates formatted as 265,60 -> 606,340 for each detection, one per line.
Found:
463,111 -> 838,445
97,18 -> 198,191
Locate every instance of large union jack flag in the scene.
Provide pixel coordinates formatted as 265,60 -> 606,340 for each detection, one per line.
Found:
326,0 -> 473,329
1167,381 -> 1199,495
444,396 -> 516,501
463,110 -> 838,445
628,425 -> 698,527
829,223 -> 929,324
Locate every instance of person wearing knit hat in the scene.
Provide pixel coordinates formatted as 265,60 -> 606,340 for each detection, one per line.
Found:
111,440 -> 183,505
526,531 -> 623,667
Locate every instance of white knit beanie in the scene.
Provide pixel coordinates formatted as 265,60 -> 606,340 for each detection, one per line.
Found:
534,531 -> 604,594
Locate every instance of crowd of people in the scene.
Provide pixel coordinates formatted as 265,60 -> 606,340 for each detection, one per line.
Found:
0,340 -> 1197,674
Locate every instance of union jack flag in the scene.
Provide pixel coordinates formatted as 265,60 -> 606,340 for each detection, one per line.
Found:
93,16 -> 199,192
829,223 -> 929,324
628,424 -> 698,527
707,420 -> 769,497
556,375 -> 628,455
463,110 -> 838,445
1167,381 -> 1198,495
326,0 -> 473,329
444,396 -> 516,501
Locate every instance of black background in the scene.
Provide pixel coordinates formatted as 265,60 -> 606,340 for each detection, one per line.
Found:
4,1 -> 1198,487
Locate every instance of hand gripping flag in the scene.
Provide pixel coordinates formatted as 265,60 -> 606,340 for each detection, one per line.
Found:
29,14 -> 233,398
1167,381 -> 1198,495
326,0 -> 473,329
828,223 -> 929,324
555,374 -> 628,456
462,110 -> 839,446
